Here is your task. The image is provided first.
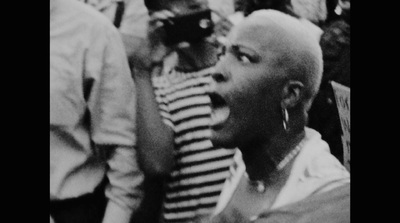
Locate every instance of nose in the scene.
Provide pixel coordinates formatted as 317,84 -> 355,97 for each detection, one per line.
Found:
212,60 -> 228,83
211,71 -> 226,83
209,64 -> 227,95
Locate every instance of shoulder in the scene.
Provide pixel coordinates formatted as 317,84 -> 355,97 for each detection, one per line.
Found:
256,184 -> 350,223
298,128 -> 348,175
54,0 -> 119,38
277,128 -> 349,192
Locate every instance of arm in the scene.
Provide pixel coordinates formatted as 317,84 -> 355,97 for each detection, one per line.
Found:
133,65 -> 175,176
121,33 -> 145,60
127,10 -> 177,176
117,4 -> 176,175
102,145 -> 144,223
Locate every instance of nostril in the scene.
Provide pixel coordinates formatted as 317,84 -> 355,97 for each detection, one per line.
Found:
212,72 -> 225,83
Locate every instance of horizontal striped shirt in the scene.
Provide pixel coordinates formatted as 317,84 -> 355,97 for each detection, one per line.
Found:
152,67 -> 236,222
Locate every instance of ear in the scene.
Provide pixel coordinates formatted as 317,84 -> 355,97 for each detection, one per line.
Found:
281,80 -> 304,109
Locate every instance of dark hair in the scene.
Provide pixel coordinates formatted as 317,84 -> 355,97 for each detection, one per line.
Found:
144,0 -> 164,11
144,0 -> 207,12
243,0 -> 299,18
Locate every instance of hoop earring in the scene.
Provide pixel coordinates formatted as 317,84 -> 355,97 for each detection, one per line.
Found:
282,108 -> 289,132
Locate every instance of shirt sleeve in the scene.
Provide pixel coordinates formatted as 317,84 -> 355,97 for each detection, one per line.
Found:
86,22 -> 137,147
84,20 -> 143,212
105,145 -> 144,211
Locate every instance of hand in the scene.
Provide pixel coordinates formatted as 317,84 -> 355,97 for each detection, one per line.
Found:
214,17 -> 233,38
129,10 -> 175,73
50,215 -> 55,223
208,16 -> 233,47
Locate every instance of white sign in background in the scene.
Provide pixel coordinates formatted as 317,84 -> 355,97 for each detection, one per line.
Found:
331,81 -> 350,172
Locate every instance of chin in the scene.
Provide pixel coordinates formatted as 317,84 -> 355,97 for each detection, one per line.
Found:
210,129 -> 237,149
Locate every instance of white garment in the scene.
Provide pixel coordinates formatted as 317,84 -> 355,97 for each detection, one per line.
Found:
291,0 -> 327,24
119,0 -> 149,38
212,128 -> 350,221
77,0 -> 122,22
228,11 -> 245,25
50,0 -> 143,212
226,11 -> 322,41
78,0 -> 150,38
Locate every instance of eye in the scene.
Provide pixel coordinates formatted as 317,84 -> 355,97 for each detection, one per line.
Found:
238,54 -> 251,63
230,45 -> 255,64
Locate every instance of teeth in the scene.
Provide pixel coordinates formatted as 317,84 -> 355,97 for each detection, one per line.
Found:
211,107 -> 230,127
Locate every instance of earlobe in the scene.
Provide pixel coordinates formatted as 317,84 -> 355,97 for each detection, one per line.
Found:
281,81 -> 304,109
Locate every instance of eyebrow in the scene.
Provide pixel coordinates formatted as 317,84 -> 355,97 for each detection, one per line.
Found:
230,43 -> 257,55
228,43 -> 262,63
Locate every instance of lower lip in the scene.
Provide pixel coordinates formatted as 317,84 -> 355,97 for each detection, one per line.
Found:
210,108 -> 230,129
210,121 -> 223,130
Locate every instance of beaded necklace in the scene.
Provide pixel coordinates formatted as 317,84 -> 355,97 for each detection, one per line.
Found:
244,139 -> 305,193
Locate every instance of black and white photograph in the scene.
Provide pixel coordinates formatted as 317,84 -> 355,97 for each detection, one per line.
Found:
50,0 -> 350,222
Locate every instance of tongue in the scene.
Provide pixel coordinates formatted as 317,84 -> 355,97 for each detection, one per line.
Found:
211,107 -> 230,127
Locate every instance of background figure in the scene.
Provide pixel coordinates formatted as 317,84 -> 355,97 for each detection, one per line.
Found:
77,0 -> 127,28
324,0 -> 339,25
307,0 -> 350,164
213,0 -> 323,47
130,0 -> 236,222
214,0 -> 296,44
197,9 -> 349,222
291,0 -> 327,25
77,0 -> 151,59
74,2 -> 166,222
50,0 -> 143,223
77,0 -> 150,33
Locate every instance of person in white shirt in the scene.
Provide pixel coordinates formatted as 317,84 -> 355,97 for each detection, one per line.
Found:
50,0 -> 143,222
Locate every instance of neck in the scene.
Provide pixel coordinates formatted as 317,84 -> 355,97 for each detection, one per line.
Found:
175,40 -> 218,71
241,128 -> 305,185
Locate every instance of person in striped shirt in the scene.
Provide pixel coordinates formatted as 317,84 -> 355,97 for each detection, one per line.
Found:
129,0 -> 236,222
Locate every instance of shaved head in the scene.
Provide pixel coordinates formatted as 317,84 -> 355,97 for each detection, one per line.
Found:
210,10 -> 324,147
230,10 -> 323,108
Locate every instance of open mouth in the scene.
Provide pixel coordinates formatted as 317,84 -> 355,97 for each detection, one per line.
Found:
209,92 -> 230,129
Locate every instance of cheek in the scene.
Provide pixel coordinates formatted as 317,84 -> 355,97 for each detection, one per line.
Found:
229,71 -> 278,126
230,79 -> 267,122
230,68 -> 267,102
221,58 -> 272,111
